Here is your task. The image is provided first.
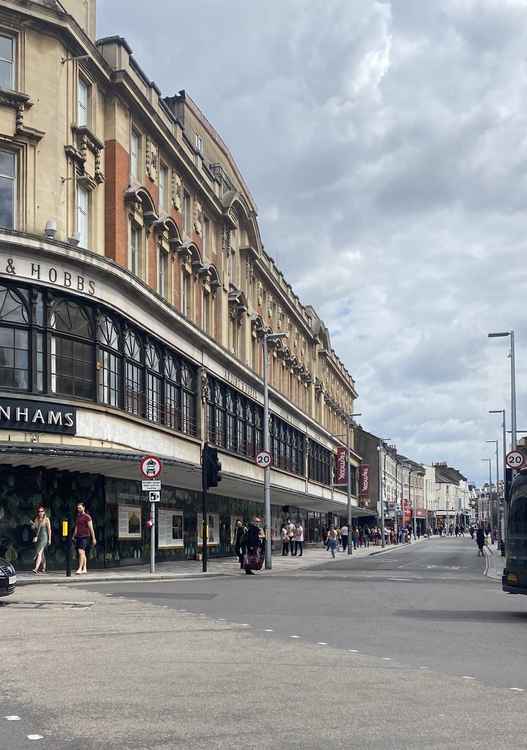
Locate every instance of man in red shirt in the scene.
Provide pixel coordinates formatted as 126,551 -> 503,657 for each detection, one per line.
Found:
72,502 -> 97,575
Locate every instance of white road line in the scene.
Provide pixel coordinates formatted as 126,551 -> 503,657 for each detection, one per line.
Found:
383,657 -> 392,661
264,628 -> 273,632
510,688 -> 525,692
348,649 -> 359,653
27,735 -> 44,741
4,716 -> 21,721
462,676 -> 475,680
419,666 -> 429,670
289,635 -> 300,639
317,642 -> 328,646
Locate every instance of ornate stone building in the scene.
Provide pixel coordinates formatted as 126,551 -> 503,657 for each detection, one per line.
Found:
0,0 -> 362,568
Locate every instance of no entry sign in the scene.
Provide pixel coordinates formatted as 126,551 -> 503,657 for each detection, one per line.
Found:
140,455 -> 162,479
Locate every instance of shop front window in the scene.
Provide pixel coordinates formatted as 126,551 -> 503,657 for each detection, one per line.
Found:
97,314 -> 121,408
124,329 -> 143,416
49,298 -> 94,400
0,285 -> 29,390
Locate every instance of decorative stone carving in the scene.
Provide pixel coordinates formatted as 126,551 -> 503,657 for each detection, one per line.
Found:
200,370 -> 209,403
193,200 -> 203,236
145,137 -> 158,181
172,171 -> 182,211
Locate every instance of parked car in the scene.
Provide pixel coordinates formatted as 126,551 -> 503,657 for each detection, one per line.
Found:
0,558 -> 16,597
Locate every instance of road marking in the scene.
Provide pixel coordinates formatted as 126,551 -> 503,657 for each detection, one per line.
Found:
462,676 -> 475,680
27,735 -> 44,741
289,635 -> 300,639
317,642 -> 328,646
239,623 -> 250,627
419,666 -> 429,670
348,649 -> 359,653
510,688 -> 525,692
4,716 -> 21,721
383,657 -> 392,661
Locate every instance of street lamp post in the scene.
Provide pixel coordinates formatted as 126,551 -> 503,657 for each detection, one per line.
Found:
262,330 -> 288,570
377,443 -> 385,548
481,458 -> 492,525
489,409 -> 507,552
488,331 -> 517,451
486,439 -> 499,536
346,412 -> 362,555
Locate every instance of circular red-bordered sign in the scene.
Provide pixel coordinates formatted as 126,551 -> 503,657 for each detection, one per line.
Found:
140,455 -> 162,479
256,450 -> 272,469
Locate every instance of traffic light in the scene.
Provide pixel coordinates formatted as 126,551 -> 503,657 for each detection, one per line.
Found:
202,444 -> 222,490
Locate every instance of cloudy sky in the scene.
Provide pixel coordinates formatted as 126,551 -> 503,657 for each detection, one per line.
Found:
98,0 -> 526,486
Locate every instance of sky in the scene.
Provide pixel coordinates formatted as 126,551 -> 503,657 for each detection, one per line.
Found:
97,0 -> 527,486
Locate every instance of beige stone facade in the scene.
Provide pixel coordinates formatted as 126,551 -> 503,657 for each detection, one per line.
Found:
0,0 -> 365,567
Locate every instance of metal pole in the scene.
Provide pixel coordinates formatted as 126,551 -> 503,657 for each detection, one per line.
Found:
488,459 -> 492,527
511,330 -> 517,451
394,461 -> 399,542
379,443 -> 385,547
411,470 -> 416,539
502,410 -> 507,553
263,334 -> 272,570
150,501 -> 156,574
201,487 -> 208,573
346,417 -> 352,555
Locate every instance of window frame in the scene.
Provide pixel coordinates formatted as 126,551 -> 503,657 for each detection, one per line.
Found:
77,76 -> 90,128
183,189 -> 191,235
129,220 -> 142,278
159,163 -> 168,212
130,128 -> 141,181
76,184 -> 89,247
0,34 -> 15,91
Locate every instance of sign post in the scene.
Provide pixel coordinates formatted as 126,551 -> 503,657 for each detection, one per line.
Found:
140,456 -> 162,574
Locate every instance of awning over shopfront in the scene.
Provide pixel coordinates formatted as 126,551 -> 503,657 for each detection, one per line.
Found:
0,443 -> 370,516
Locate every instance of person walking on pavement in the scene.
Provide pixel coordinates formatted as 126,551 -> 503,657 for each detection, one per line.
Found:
244,517 -> 262,575
476,525 -> 485,557
287,519 -> 296,556
31,505 -> 51,574
72,502 -> 96,575
233,520 -> 246,569
327,525 -> 338,558
294,521 -> 304,556
340,524 -> 349,553
281,525 -> 289,556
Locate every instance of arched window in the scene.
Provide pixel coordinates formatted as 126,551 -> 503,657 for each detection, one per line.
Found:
214,381 -> 226,448
237,397 -> 246,454
145,341 -> 162,423
0,285 -> 29,390
246,403 -> 255,458
97,314 -> 121,407
124,328 -> 143,416
49,298 -> 94,400
226,390 -> 236,451
165,352 -> 180,430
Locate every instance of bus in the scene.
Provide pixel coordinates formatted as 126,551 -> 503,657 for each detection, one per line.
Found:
502,471 -> 527,594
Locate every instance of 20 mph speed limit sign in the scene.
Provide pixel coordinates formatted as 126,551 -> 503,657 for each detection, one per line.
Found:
256,450 -> 272,468
506,450 -> 525,470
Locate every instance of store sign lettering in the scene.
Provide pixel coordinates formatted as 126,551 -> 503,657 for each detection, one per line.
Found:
359,465 -> 369,497
334,446 -> 347,485
1,257 -> 96,296
0,398 -> 76,435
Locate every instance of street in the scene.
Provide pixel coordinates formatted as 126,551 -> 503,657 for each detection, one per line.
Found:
2,537 -> 527,749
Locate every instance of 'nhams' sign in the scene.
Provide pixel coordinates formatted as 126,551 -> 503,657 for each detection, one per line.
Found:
0,398 -> 76,435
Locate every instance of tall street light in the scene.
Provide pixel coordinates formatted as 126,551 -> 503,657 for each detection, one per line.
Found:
376,439 -> 391,549
262,330 -> 288,569
481,458 -> 492,524
489,409 -> 507,551
486,440 -> 499,533
346,412 -> 362,555
488,331 -> 517,451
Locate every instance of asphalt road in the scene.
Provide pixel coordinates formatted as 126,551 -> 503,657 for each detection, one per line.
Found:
90,536 -> 527,690
2,536 -> 527,749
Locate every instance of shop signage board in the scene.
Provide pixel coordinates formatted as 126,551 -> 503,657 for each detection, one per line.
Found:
0,397 -> 76,435
140,455 -> 162,478
359,465 -> 369,497
334,446 -> 347,485
141,480 -> 161,492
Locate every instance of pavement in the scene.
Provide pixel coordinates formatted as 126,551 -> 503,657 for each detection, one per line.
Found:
15,538 -> 420,586
2,535 -> 526,749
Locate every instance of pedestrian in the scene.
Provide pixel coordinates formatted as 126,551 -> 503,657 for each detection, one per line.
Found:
340,524 -> 349,552
233,519 -> 246,569
72,502 -> 96,575
31,505 -> 51,574
287,519 -> 296,556
294,521 -> 304,556
243,517 -> 263,575
281,525 -> 289,556
327,525 -> 338,558
476,525 -> 485,557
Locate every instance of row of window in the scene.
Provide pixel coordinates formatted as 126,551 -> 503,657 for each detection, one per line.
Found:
0,282 -> 198,436
205,374 -> 334,485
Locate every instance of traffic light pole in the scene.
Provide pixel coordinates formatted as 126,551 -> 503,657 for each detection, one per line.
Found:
202,454 -> 208,573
